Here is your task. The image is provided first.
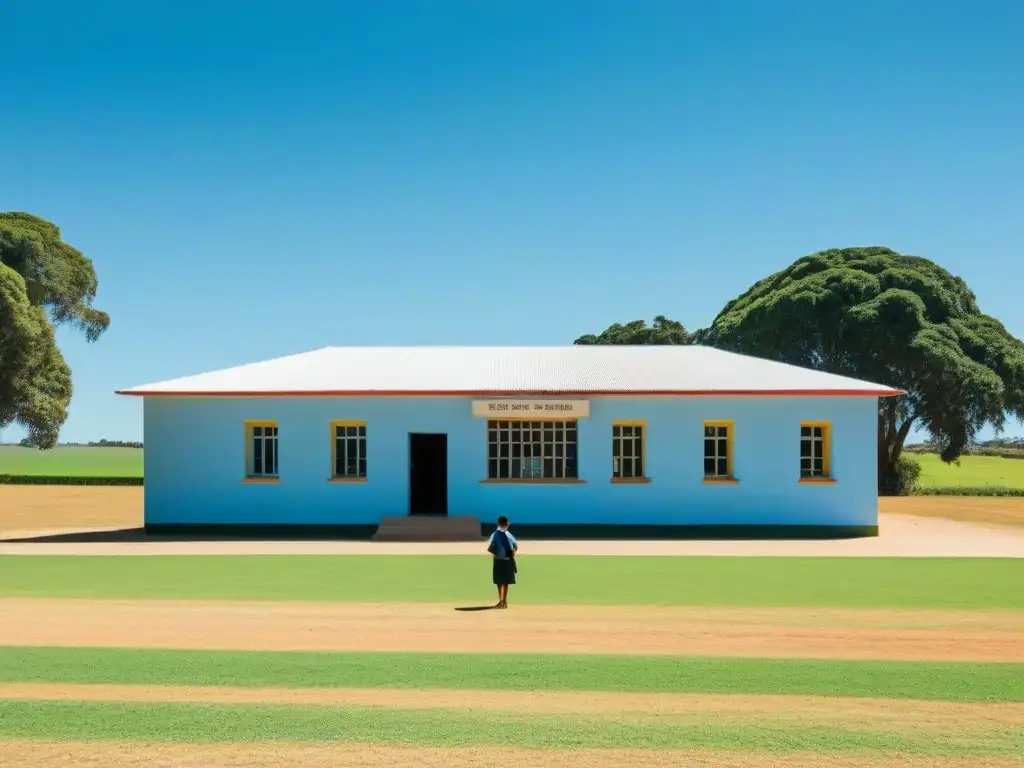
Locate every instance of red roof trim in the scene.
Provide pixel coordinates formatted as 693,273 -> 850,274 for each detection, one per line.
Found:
116,388 -> 903,397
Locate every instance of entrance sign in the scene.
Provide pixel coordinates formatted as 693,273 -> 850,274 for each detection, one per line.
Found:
471,399 -> 590,418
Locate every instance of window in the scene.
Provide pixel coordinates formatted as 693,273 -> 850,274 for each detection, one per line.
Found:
612,422 -> 645,479
703,421 -> 733,479
246,422 -> 278,478
332,422 -> 367,480
800,422 -> 831,479
487,420 -> 577,480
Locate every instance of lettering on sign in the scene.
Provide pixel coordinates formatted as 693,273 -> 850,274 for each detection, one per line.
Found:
471,399 -> 590,418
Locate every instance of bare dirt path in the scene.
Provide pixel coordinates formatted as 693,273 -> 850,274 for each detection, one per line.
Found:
1,485 -> 1023,557
2,600 -> 1020,661
1,742 -> 1020,768
3,683 -> 1022,730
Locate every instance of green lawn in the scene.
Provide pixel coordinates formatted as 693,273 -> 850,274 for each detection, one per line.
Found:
1,647 -> 1019,702
915,452 -> 1024,489
1,700 -> 1020,754
1,555 -> 1021,609
0,445 -> 142,477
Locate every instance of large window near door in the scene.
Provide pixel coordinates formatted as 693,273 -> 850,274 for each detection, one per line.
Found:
487,420 -> 578,480
331,421 -> 367,480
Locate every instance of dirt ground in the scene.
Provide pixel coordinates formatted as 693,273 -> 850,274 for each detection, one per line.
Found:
2,742 -> 1021,768
1,487 -> 1023,557
0,486 -> 142,533
881,496 -> 1024,527
1,599 -> 1020,661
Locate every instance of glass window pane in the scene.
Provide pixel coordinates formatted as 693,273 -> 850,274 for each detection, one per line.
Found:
801,426 -> 811,437
800,440 -> 811,457
813,426 -> 823,438
612,425 -> 621,438
499,442 -> 509,458
622,458 -> 633,477
800,458 -> 812,471
358,426 -> 366,437
510,459 -> 521,477
511,442 -> 521,458
253,440 -> 263,475
358,458 -> 366,477
717,457 -> 728,476
488,443 -> 498,458
543,458 -> 554,477
612,438 -> 621,457
266,439 -> 276,475
488,459 -> 498,478
633,437 -> 643,460
554,461 -> 564,479
635,456 -> 644,477
253,426 -> 263,438
703,457 -> 715,475
543,442 -> 553,457
704,426 -> 715,438
498,460 -> 510,479
704,439 -> 716,458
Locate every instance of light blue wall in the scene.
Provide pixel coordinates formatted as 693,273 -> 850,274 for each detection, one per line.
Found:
142,395 -> 879,527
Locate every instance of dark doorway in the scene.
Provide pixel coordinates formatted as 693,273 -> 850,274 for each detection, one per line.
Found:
409,433 -> 448,516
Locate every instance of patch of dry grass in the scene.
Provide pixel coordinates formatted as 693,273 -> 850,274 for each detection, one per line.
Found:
879,497 -> 1024,527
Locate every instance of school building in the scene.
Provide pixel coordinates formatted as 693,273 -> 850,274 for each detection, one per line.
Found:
116,345 -> 901,539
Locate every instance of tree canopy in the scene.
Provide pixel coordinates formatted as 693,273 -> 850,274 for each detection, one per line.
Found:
574,315 -> 692,346
0,213 -> 109,448
696,247 -> 1024,491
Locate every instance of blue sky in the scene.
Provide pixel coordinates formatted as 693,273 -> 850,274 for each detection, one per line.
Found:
1,0 -> 1022,443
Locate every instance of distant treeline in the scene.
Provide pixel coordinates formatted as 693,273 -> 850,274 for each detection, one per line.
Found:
14,438 -> 143,449
905,438 -> 1024,459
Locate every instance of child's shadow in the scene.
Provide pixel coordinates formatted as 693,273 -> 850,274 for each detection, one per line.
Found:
454,605 -> 496,612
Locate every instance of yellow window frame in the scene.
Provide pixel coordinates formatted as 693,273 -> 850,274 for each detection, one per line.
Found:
243,420 -> 279,483
329,420 -> 368,483
610,420 -> 650,484
799,420 -> 835,483
703,420 -> 737,484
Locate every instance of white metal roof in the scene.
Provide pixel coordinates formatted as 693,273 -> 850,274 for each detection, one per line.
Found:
116,346 -> 902,397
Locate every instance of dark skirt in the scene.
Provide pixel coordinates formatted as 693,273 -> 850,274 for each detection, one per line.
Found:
492,558 -> 516,586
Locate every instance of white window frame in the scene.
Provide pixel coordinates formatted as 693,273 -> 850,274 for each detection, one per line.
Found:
487,419 -> 578,480
332,422 -> 368,480
612,422 -> 645,479
703,422 -> 732,478
247,423 -> 279,478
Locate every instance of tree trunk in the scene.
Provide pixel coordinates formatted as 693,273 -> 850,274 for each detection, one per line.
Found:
877,400 -> 916,495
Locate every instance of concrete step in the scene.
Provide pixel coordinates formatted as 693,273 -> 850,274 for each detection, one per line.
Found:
372,516 -> 485,542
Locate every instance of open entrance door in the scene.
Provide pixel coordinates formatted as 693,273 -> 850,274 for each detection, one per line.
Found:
409,433 -> 448,516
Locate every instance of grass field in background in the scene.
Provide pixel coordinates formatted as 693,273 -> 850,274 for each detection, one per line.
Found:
0,555 -> 1021,608
913,452 -> 1024,489
0,445 -> 142,477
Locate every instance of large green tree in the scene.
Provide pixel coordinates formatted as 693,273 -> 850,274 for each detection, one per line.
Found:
574,315 -> 692,345
0,213 -> 109,448
696,247 -> 1024,492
